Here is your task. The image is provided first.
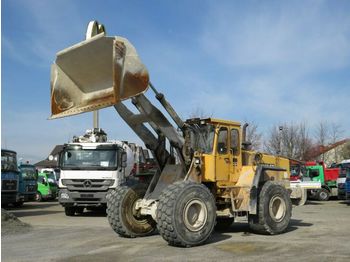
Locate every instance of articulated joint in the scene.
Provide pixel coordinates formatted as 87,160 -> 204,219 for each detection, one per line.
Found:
135,199 -> 158,220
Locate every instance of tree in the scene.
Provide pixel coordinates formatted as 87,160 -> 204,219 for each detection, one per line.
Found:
314,121 -> 329,161
329,123 -> 344,163
264,122 -> 313,160
245,121 -> 262,151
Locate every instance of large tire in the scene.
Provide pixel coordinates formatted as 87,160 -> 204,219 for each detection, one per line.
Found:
215,217 -> 235,231
317,188 -> 330,201
65,206 -> 76,216
157,181 -> 216,247
249,181 -> 292,235
106,184 -> 156,238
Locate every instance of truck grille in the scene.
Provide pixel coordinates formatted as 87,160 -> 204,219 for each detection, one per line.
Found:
1,180 -> 17,191
63,179 -> 113,191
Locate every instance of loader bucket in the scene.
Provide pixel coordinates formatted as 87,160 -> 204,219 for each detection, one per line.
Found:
50,33 -> 149,119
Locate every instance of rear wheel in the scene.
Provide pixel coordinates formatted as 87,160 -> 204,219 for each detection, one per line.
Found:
65,206 -> 76,216
317,188 -> 330,201
157,181 -> 216,247
106,184 -> 156,238
249,181 -> 292,234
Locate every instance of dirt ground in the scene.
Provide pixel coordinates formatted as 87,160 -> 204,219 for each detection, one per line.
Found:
1,199 -> 350,262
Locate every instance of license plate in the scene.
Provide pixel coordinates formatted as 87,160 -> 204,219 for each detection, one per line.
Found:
80,194 -> 94,198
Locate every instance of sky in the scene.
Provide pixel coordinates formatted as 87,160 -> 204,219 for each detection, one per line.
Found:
2,0 -> 350,163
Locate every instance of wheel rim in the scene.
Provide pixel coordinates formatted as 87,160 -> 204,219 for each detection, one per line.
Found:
269,196 -> 286,222
319,191 -> 328,200
183,199 -> 208,232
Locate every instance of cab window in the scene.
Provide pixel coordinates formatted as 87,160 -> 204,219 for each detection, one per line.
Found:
230,129 -> 239,155
217,127 -> 228,154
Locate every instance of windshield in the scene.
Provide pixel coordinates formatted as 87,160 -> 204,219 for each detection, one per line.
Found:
61,148 -> 118,170
20,166 -> 37,180
1,150 -> 18,172
187,124 -> 215,154
340,163 -> 350,178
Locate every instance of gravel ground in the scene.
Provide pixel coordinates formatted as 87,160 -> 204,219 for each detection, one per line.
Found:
1,199 -> 350,262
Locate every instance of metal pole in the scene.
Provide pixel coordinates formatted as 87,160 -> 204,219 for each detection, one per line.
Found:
85,20 -> 106,129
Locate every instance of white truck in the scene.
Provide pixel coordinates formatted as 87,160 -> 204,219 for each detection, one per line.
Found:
58,128 -> 136,216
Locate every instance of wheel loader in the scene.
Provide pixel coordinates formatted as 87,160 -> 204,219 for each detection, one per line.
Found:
50,21 -> 292,247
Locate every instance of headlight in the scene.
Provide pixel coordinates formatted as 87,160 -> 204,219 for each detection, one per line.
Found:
60,192 -> 69,199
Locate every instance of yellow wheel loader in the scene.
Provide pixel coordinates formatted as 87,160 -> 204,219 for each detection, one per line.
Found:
50,21 -> 292,247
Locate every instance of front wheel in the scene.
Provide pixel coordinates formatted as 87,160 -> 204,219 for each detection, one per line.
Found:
106,184 -> 156,238
157,181 -> 216,247
317,188 -> 330,201
65,206 -> 76,216
249,181 -> 292,235
35,192 -> 42,202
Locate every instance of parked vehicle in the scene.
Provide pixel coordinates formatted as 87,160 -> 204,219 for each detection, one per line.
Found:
18,163 -> 38,204
1,149 -> 23,206
49,22 -> 293,247
346,169 -> 350,201
57,128 -> 154,216
36,171 -> 58,201
289,159 -> 321,206
336,160 -> 350,200
306,161 -> 340,201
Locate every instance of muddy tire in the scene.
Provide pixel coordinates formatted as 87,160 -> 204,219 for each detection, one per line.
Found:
215,217 -> 235,231
317,188 -> 330,201
106,184 -> 156,238
65,206 -> 76,216
157,181 -> 216,247
249,181 -> 292,235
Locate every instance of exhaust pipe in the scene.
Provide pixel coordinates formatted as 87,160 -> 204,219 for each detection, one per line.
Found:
50,33 -> 149,119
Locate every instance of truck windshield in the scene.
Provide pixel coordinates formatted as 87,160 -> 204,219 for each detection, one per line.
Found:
20,166 -> 37,180
340,163 -> 350,178
187,124 -> 215,154
61,149 -> 118,170
1,150 -> 18,172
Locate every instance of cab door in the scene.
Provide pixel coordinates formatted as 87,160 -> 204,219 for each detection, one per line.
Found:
215,127 -> 230,181
229,128 -> 242,182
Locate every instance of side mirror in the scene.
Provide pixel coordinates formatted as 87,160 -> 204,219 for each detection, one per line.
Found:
121,152 -> 127,168
42,177 -> 47,185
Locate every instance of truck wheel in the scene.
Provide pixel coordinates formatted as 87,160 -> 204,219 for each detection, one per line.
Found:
317,188 -> 330,201
35,192 -> 42,202
215,217 -> 235,231
65,206 -> 76,216
13,201 -> 24,207
157,181 -> 216,247
249,181 -> 292,235
106,184 -> 156,238
75,207 -> 84,214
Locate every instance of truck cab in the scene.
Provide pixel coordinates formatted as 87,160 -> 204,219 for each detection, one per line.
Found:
1,149 -> 23,206
36,171 -> 58,201
57,129 -> 134,216
18,163 -> 38,204
306,161 -> 339,201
